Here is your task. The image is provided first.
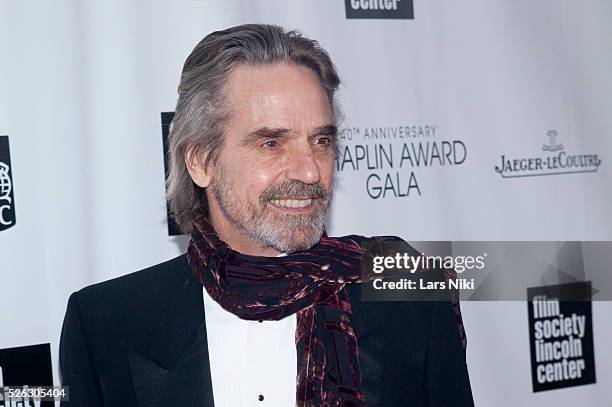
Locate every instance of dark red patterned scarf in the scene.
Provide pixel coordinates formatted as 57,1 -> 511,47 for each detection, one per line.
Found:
187,214 -> 468,406
187,213 -> 369,407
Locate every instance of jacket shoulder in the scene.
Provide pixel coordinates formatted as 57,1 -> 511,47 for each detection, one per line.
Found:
76,253 -> 189,301
67,253 -> 192,336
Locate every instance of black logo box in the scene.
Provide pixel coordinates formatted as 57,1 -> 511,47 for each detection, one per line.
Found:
345,0 -> 414,19
527,282 -> 596,392
0,135 -> 16,231
0,343 -> 54,406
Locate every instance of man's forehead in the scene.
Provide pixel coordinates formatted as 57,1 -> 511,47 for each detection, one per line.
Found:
223,62 -> 334,133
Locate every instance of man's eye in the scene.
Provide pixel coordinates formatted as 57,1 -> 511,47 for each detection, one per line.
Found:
315,136 -> 332,146
261,140 -> 279,149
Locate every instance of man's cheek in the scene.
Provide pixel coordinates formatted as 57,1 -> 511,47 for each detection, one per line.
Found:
252,174 -> 277,199
253,170 -> 275,186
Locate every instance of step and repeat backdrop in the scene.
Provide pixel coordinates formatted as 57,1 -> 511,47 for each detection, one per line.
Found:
1,0 -> 611,405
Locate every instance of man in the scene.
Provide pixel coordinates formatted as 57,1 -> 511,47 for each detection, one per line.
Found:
59,24 -> 473,406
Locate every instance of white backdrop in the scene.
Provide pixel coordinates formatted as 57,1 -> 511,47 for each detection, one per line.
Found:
1,0 -> 611,405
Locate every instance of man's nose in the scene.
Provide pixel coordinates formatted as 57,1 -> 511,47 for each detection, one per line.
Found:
285,144 -> 321,185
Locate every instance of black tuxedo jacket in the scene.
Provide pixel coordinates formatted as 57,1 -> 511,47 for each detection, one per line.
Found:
59,253 -> 474,406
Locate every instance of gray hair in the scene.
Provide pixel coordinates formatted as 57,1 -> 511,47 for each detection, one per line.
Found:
166,24 -> 342,234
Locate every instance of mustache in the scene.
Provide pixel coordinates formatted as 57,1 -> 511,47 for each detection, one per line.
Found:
259,180 -> 331,202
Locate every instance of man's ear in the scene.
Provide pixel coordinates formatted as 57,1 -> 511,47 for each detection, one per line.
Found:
184,145 -> 213,188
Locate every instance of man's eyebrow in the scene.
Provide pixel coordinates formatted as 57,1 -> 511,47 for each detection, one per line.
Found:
313,125 -> 338,136
242,125 -> 338,144
247,127 -> 289,138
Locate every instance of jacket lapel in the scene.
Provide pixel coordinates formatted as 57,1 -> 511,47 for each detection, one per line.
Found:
128,255 -> 215,406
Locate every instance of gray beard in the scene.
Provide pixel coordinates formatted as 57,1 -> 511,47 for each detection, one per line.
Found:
209,166 -> 332,254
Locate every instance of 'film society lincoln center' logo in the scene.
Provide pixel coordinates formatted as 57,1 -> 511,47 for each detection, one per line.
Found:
345,0 -> 414,19
495,130 -> 601,178
527,282 -> 596,392
0,135 -> 16,231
